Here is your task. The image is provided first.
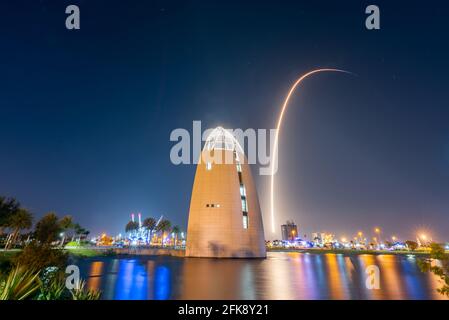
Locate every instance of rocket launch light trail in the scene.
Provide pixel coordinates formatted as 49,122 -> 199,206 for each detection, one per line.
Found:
270,68 -> 353,233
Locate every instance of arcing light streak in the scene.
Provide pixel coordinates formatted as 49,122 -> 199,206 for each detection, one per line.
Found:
270,68 -> 353,233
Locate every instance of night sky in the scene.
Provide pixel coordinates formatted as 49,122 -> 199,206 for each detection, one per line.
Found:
1,0 -> 448,241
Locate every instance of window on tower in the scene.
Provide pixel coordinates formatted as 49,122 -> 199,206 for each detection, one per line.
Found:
243,214 -> 249,229
241,198 -> 248,212
237,158 -> 248,228
240,184 -> 246,197
236,163 -> 242,173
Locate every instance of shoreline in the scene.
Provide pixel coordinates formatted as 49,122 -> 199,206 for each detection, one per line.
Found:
1,247 -> 434,262
267,248 -> 431,256
66,247 -> 433,258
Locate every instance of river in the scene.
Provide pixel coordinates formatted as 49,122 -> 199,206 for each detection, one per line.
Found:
73,251 -> 446,300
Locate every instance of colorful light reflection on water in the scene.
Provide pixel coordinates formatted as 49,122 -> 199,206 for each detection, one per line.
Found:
74,252 -> 446,300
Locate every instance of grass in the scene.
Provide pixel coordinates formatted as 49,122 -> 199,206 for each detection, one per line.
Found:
0,250 -> 20,260
65,247 -> 115,258
65,248 -> 102,257
1,246 -> 114,259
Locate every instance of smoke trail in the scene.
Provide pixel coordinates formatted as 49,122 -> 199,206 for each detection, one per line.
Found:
270,68 -> 354,233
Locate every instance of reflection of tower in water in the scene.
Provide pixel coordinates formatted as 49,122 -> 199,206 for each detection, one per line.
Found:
180,258 -> 253,299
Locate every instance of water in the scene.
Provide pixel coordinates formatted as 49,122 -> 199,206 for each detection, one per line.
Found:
74,252 -> 446,300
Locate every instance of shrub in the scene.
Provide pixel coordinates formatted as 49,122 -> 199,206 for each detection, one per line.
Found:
0,266 -> 41,300
405,240 -> 418,251
36,269 -> 70,300
418,243 -> 449,297
0,264 -> 101,300
0,259 -> 13,276
70,280 -> 101,300
14,241 -> 68,271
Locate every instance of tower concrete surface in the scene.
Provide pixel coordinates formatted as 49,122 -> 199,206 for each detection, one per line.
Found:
186,127 -> 266,258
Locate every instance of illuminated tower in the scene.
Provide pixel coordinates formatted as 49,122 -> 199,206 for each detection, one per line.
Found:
186,127 -> 266,258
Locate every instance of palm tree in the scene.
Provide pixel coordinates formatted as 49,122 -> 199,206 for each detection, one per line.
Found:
125,221 -> 139,234
82,229 -> 90,239
0,197 -> 20,236
171,225 -> 180,247
59,215 -> 73,247
4,209 -> 33,250
73,223 -> 89,244
73,223 -> 82,242
155,219 -> 171,246
142,217 -> 156,245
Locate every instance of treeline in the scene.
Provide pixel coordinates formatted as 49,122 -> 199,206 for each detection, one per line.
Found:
0,196 -> 89,250
125,216 -> 182,246
0,196 -> 99,300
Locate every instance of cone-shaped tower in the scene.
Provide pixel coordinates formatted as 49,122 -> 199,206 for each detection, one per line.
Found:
186,127 -> 266,258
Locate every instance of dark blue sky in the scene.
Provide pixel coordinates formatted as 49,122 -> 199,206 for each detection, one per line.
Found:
0,0 -> 448,241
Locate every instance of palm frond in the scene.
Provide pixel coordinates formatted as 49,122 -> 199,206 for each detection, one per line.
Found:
0,266 -> 41,300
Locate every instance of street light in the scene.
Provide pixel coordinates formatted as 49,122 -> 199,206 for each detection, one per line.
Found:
374,227 -> 382,244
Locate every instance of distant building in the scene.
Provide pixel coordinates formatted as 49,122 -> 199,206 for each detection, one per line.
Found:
312,232 -> 335,246
281,221 -> 298,241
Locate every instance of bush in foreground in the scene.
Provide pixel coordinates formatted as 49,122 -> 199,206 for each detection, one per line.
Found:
0,265 -> 101,300
419,243 -> 449,297
14,241 -> 68,271
0,266 -> 41,300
